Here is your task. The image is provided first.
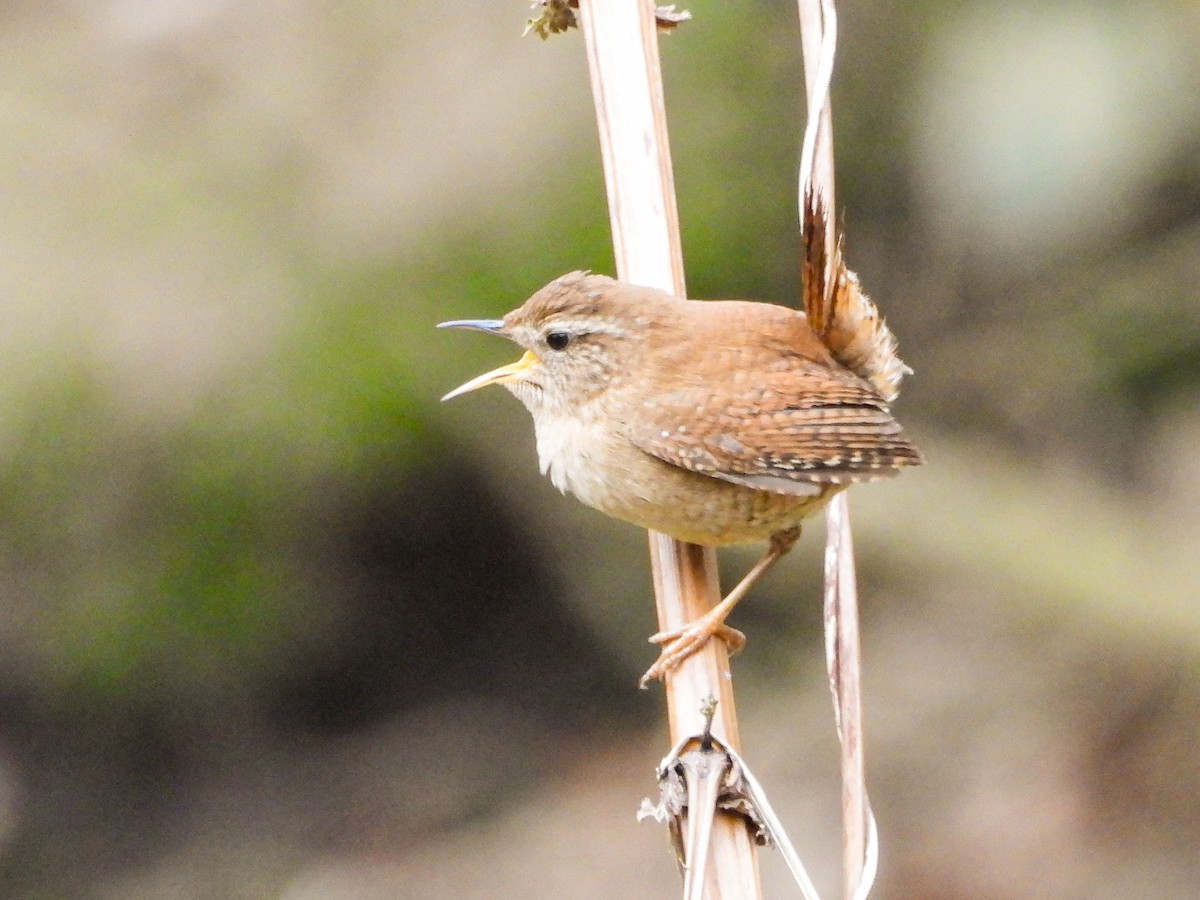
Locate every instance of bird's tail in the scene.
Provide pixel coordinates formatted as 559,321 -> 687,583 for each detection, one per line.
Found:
802,186 -> 911,402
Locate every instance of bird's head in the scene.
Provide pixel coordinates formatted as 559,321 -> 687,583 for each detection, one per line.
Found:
439,271 -> 675,415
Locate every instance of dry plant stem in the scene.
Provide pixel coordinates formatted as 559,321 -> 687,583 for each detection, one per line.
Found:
825,492 -> 868,898
576,0 -> 761,895
796,0 -> 872,897
797,0 -> 837,271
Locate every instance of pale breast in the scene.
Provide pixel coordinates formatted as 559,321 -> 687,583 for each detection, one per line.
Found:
532,408 -> 614,503
531,405 -> 833,545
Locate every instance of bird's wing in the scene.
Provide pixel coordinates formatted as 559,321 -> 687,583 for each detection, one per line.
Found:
626,365 -> 923,497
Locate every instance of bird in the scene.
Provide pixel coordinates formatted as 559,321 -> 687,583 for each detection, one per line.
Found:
439,270 -> 922,685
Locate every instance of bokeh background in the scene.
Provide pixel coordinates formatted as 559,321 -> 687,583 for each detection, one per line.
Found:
0,1 -> 1197,897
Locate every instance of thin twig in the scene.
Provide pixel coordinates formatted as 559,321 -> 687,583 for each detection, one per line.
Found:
824,494 -> 876,899
797,0 -> 838,284
795,1 -> 878,897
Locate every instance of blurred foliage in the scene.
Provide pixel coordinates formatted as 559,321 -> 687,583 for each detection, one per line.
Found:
663,2 -> 808,301
0,115 -> 616,711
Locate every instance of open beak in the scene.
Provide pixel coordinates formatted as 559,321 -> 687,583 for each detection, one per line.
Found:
437,319 -> 538,401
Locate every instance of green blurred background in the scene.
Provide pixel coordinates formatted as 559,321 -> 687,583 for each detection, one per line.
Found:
0,1 -> 1197,897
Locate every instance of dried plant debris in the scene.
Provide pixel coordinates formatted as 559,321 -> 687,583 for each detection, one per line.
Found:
524,0 -> 576,38
638,743 -> 773,879
524,1 -> 690,40
653,5 -> 691,30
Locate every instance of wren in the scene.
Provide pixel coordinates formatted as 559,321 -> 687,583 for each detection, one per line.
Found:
440,271 -> 922,684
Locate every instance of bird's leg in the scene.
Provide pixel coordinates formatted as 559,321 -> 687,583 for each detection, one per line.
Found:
640,526 -> 802,687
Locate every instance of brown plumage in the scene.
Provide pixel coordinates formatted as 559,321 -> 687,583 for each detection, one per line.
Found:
440,271 -> 922,682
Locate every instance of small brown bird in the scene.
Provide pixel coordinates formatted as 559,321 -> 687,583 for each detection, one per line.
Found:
440,271 -> 922,684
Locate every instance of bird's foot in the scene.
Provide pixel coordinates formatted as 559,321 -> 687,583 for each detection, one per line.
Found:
639,617 -> 746,688
637,526 -> 801,688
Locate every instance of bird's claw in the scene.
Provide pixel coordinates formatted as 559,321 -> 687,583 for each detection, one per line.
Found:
639,620 -> 746,688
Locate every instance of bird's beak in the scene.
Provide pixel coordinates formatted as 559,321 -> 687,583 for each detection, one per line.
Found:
438,319 -> 538,401
440,350 -> 539,401
437,319 -> 507,335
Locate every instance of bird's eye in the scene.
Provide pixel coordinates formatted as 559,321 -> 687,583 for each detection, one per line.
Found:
545,331 -> 571,351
